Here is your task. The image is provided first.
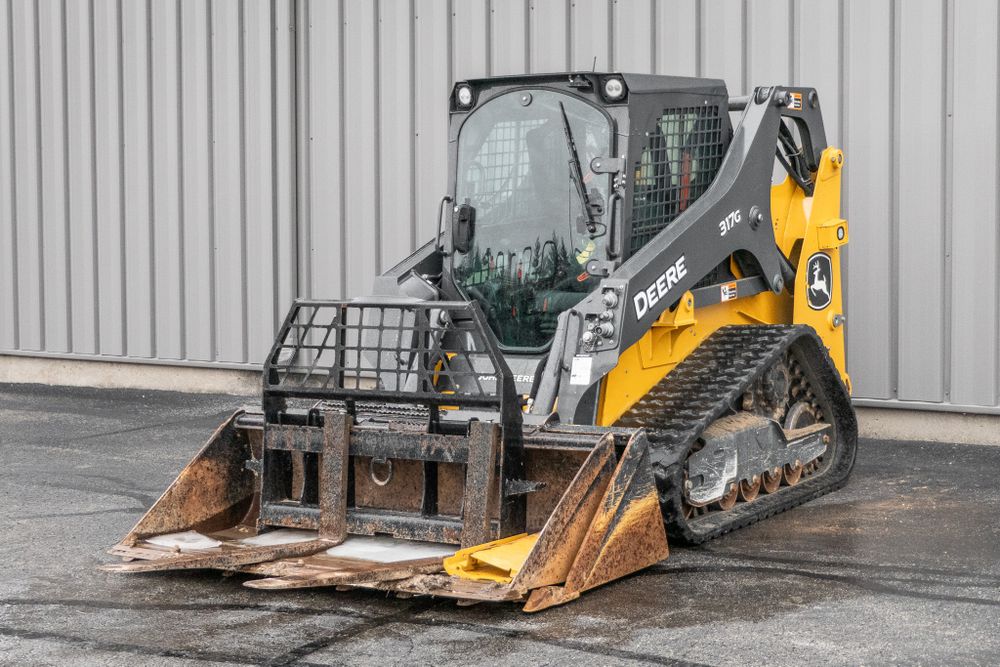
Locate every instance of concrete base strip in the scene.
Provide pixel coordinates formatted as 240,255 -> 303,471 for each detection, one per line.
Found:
2,355 -> 999,445
0,354 -> 259,396
855,407 -> 1000,447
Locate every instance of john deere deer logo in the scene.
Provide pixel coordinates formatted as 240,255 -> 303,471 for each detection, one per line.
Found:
806,253 -> 833,310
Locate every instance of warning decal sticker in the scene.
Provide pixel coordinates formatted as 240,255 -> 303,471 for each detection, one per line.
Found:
570,355 -> 593,386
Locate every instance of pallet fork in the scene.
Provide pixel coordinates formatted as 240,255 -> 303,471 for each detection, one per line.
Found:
106,301 -> 666,611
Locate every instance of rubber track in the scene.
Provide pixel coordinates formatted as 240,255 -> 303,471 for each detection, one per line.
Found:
618,324 -> 858,545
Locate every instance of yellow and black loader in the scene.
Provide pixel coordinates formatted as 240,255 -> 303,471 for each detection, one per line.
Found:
105,72 -> 856,612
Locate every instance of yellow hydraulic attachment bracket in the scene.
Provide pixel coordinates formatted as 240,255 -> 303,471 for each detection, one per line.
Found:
785,147 -> 850,390
444,430 -> 668,612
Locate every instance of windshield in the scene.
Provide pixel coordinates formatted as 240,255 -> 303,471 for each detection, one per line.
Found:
453,89 -> 612,349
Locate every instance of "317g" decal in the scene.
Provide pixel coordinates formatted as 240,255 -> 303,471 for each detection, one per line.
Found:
718,209 -> 742,236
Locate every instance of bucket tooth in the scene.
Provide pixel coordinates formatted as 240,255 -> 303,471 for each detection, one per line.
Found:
523,431 -> 669,612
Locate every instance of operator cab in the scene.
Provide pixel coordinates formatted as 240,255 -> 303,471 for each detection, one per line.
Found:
444,72 -> 732,352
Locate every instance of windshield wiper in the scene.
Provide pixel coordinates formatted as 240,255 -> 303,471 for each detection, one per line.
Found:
557,102 -> 604,235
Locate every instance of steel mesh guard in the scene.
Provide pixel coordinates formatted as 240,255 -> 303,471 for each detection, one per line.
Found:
630,105 -> 725,254
467,118 -> 546,215
263,299 -> 513,410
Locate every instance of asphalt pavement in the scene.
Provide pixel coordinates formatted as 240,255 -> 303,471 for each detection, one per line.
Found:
1,383 -> 998,666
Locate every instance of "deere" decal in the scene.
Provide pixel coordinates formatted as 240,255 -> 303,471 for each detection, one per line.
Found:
633,255 -> 687,320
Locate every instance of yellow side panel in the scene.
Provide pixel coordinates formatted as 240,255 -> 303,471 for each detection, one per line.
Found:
598,147 -> 851,426
770,172 -> 808,259
791,147 -> 850,390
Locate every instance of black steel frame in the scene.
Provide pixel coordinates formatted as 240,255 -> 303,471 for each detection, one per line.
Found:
257,298 -> 527,545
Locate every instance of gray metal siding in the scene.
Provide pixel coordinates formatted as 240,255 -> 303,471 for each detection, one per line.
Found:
1,0 -> 998,414
1,0 -> 297,366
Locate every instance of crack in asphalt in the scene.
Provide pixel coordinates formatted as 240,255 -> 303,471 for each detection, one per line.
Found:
697,549 -> 1000,584
390,614 -> 714,667
649,564 -> 1000,608
0,412 -> 233,451
17,506 -> 144,520
34,480 -> 159,508
0,625 -> 264,665
0,597 -> 374,619
265,598 -> 441,666
64,413 -> 234,443
0,596 -> 713,666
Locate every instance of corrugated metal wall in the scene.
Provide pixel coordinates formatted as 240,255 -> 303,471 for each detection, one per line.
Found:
0,0 -> 297,367
2,0 -> 998,414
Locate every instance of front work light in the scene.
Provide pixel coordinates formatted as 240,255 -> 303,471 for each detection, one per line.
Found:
456,84 -> 474,107
603,77 -> 625,100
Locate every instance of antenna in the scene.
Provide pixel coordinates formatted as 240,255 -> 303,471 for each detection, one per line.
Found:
591,56 -> 597,71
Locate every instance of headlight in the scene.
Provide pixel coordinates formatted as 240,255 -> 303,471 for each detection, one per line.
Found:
456,84 -> 474,108
603,77 -> 625,101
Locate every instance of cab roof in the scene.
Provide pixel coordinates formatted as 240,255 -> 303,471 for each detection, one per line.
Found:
462,72 -> 728,98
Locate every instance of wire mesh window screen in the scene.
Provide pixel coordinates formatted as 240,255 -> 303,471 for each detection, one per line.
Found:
265,302 -> 506,407
467,118 -> 546,214
629,106 -> 725,254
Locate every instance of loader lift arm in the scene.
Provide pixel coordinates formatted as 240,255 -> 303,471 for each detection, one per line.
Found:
551,86 -> 830,424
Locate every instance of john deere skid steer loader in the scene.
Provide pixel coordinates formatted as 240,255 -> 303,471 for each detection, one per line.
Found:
105,72 -> 856,611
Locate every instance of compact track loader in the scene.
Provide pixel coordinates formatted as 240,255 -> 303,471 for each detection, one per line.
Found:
105,72 -> 857,611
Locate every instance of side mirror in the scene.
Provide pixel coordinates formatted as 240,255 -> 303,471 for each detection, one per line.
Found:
452,202 -> 476,253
